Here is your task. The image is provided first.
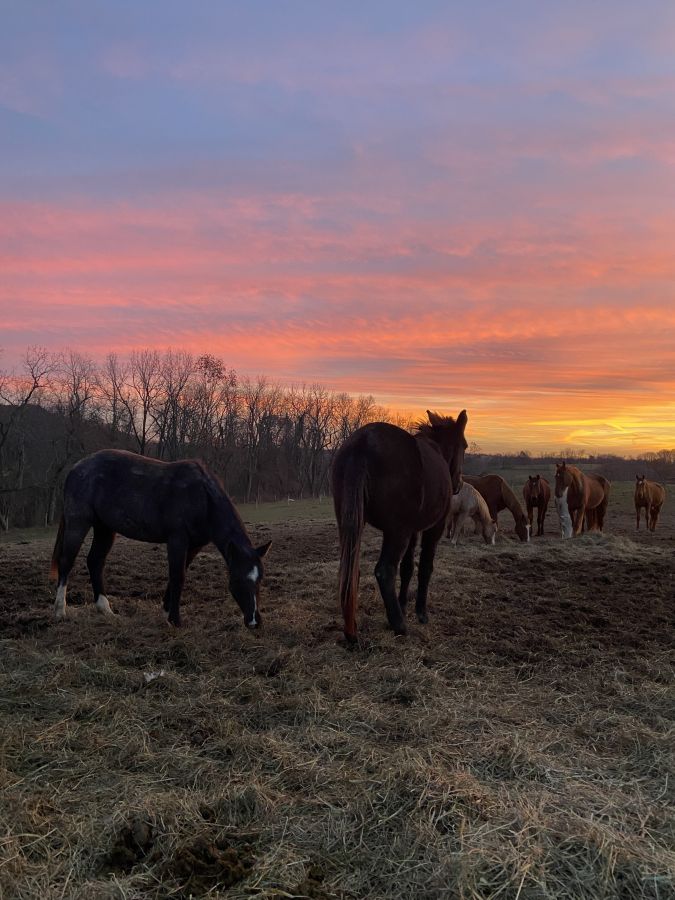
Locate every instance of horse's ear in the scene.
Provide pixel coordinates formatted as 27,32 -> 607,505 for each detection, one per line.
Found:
256,540 -> 272,559
457,409 -> 468,430
426,410 -> 440,427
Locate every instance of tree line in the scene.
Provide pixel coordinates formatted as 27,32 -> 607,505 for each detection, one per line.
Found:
2,346 -> 673,531
0,346 -> 411,529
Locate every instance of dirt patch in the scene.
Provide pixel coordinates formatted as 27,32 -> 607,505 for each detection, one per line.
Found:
163,836 -> 255,895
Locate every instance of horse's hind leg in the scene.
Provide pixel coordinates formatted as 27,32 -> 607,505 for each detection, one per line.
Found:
398,533 -> 417,612
374,533 -> 409,635
54,518 -> 91,620
87,525 -> 116,615
416,518 -> 445,625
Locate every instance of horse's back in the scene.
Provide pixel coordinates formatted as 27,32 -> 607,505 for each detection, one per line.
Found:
64,449 -> 211,542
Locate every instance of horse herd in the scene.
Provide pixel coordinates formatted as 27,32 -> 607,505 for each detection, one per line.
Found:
49,412 -> 666,643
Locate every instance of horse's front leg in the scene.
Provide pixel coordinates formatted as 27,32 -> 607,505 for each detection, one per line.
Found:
398,533 -> 418,613
165,537 -> 189,627
163,545 -> 201,615
416,518 -> 445,624
374,533 -> 409,635
635,506 -> 641,530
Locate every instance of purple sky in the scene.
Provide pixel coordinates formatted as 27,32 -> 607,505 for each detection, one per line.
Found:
2,2 -> 675,451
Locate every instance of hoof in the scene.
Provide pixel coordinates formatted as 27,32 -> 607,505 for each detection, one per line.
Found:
416,612 -> 428,624
96,596 -> 115,616
54,605 -> 66,621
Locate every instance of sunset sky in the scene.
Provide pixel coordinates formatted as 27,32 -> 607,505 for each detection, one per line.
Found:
2,2 -> 675,453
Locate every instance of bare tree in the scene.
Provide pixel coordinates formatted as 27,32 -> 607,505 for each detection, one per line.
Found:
0,347 -> 57,529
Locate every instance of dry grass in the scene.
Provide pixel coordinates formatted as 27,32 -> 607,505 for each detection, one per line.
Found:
1,483 -> 674,898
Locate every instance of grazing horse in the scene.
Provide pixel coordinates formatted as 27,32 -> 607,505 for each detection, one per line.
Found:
50,450 -> 271,628
523,475 -> 551,537
463,474 -> 530,542
553,462 -> 610,538
634,475 -> 666,532
447,482 -> 496,545
332,410 -> 468,642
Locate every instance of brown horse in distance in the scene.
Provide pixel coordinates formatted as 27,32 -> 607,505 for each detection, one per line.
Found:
332,410 -> 468,642
634,475 -> 666,532
523,474 -> 551,537
554,462 -> 610,538
464,474 -> 530,541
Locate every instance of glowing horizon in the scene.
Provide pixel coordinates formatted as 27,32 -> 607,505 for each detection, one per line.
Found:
2,3 -> 675,455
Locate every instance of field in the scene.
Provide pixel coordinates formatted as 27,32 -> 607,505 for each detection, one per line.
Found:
1,480 -> 674,899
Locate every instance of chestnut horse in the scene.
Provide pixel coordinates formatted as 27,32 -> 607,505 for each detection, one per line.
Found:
553,462 -> 610,538
634,475 -> 666,532
332,410 -> 467,642
447,482 -> 496,545
523,474 -> 551,537
464,474 -> 530,542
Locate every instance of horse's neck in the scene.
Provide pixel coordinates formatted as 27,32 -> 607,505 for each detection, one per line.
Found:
501,482 -> 525,520
211,493 -> 251,550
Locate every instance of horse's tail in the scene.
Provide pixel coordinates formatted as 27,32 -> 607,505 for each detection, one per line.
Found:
50,515 -> 65,581
334,450 -> 367,641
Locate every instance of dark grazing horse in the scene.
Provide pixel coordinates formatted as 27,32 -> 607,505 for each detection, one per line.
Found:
523,474 -> 551,537
554,462 -> 610,538
50,450 -> 271,628
634,475 -> 666,532
332,410 -> 468,642
464,474 -> 530,542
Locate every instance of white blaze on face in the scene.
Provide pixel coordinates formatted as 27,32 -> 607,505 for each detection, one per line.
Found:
247,566 -> 259,626
96,594 -> 114,615
556,487 -> 573,539
54,584 -> 67,619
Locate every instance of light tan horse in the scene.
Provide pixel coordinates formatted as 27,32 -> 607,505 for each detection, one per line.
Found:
447,482 -> 497,545
554,462 -> 610,538
634,475 -> 666,532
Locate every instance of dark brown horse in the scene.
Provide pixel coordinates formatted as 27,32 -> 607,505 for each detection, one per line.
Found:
332,410 -> 468,642
523,474 -> 551,537
464,474 -> 530,541
634,475 -> 666,532
50,450 -> 271,628
554,462 -> 610,538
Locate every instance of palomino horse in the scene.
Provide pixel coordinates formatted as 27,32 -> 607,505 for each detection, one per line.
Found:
50,450 -> 271,627
553,462 -> 610,538
464,474 -> 530,542
523,474 -> 551,537
634,475 -> 666,532
447,482 -> 496,545
332,410 -> 468,642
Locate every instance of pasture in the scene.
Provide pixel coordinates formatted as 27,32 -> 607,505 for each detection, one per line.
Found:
1,480 -> 674,898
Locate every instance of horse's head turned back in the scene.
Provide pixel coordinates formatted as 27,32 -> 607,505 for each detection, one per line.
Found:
419,409 -> 468,495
